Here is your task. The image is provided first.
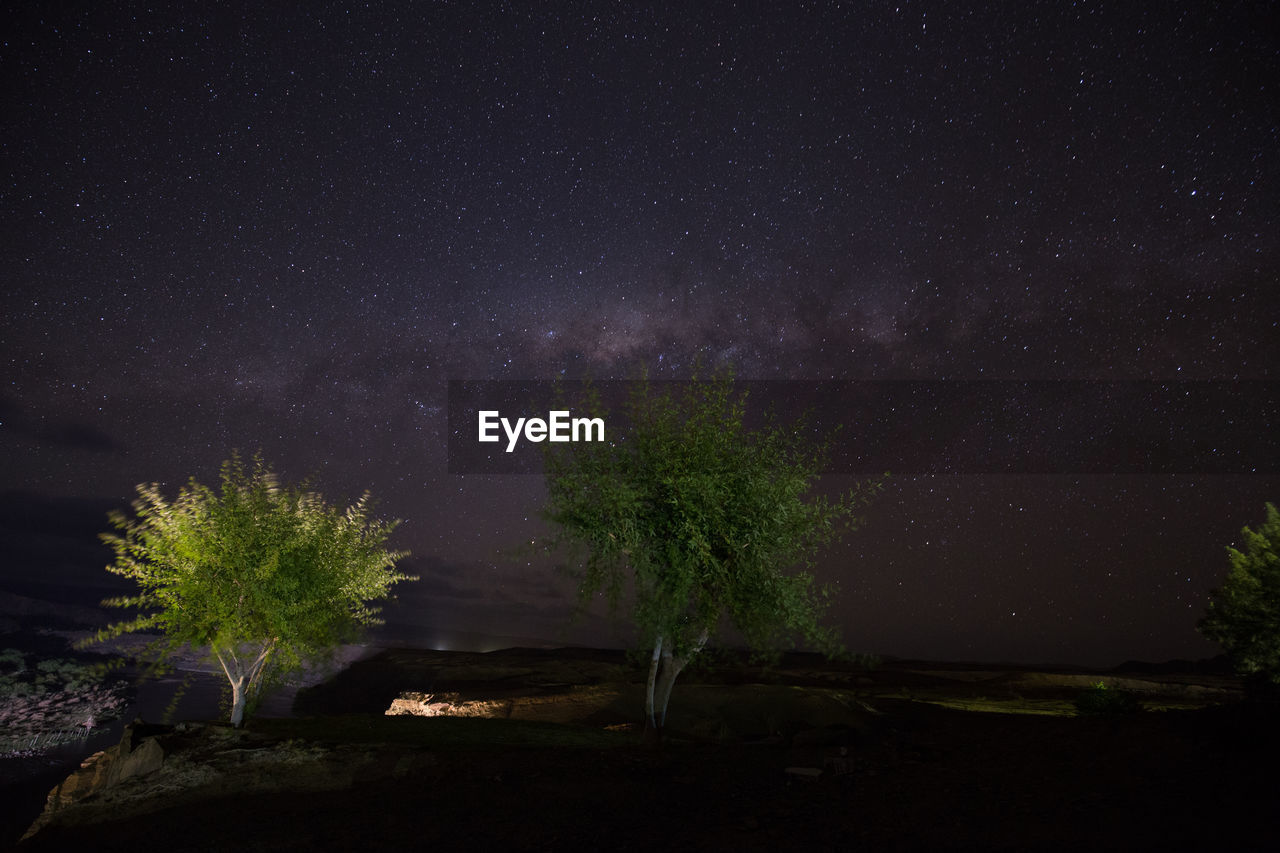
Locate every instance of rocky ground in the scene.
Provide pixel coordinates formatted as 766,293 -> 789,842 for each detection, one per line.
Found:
6,648 -> 1276,851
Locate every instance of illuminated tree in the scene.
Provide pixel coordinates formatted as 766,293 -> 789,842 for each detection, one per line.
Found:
543,372 -> 883,735
89,454 -> 413,727
1199,502 -> 1280,693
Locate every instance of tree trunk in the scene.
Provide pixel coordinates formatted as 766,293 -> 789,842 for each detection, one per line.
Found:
655,650 -> 679,730
229,673 -> 249,728
215,641 -> 275,729
649,629 -> 710,735
644,635 -> 663,732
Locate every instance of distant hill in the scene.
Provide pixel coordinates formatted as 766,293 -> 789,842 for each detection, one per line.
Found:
368,623 -> 566,654
1111,656 -> 1234,676
0,589 -> 110,629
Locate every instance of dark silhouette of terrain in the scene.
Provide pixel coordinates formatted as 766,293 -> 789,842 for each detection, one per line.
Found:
7,647 -> 1276,851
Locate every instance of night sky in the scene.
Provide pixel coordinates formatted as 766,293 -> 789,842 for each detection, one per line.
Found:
2,2 -> 1277,667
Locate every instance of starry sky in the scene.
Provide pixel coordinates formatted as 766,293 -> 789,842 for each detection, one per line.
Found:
2,1 -> 1277,667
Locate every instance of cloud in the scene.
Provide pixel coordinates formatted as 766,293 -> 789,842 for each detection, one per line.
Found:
38,421 -> 122,453
0,490 -> 124,592
0,395 -> 124,453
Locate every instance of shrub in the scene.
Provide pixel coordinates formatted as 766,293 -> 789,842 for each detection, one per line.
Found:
1074,681 -> 1141,716
1199,503 -> 1280,695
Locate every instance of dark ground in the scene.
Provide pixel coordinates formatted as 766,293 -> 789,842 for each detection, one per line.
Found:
6,648 -> 1277,852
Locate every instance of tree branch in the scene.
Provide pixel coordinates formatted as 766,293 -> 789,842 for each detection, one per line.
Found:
213,646 -> 236,683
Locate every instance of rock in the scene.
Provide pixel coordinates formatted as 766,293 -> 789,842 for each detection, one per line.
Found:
385,691 -> 462,716
21,720 -> 438,842
24,720 -> 169,840
385,691 -> 513,718
115,732 -> 165,781
784,766 -> 823,779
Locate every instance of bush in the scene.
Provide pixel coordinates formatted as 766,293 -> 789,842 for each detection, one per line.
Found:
1199,503 -> 1280,693
1074,681 -> 1141,716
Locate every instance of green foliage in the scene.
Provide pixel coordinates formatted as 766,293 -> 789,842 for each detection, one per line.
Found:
84,453 -> 414,724
543,369 -> 884,662
847,651 -> 884,671
1073,681 -> 1142,716
1198,503 -> 1280,689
